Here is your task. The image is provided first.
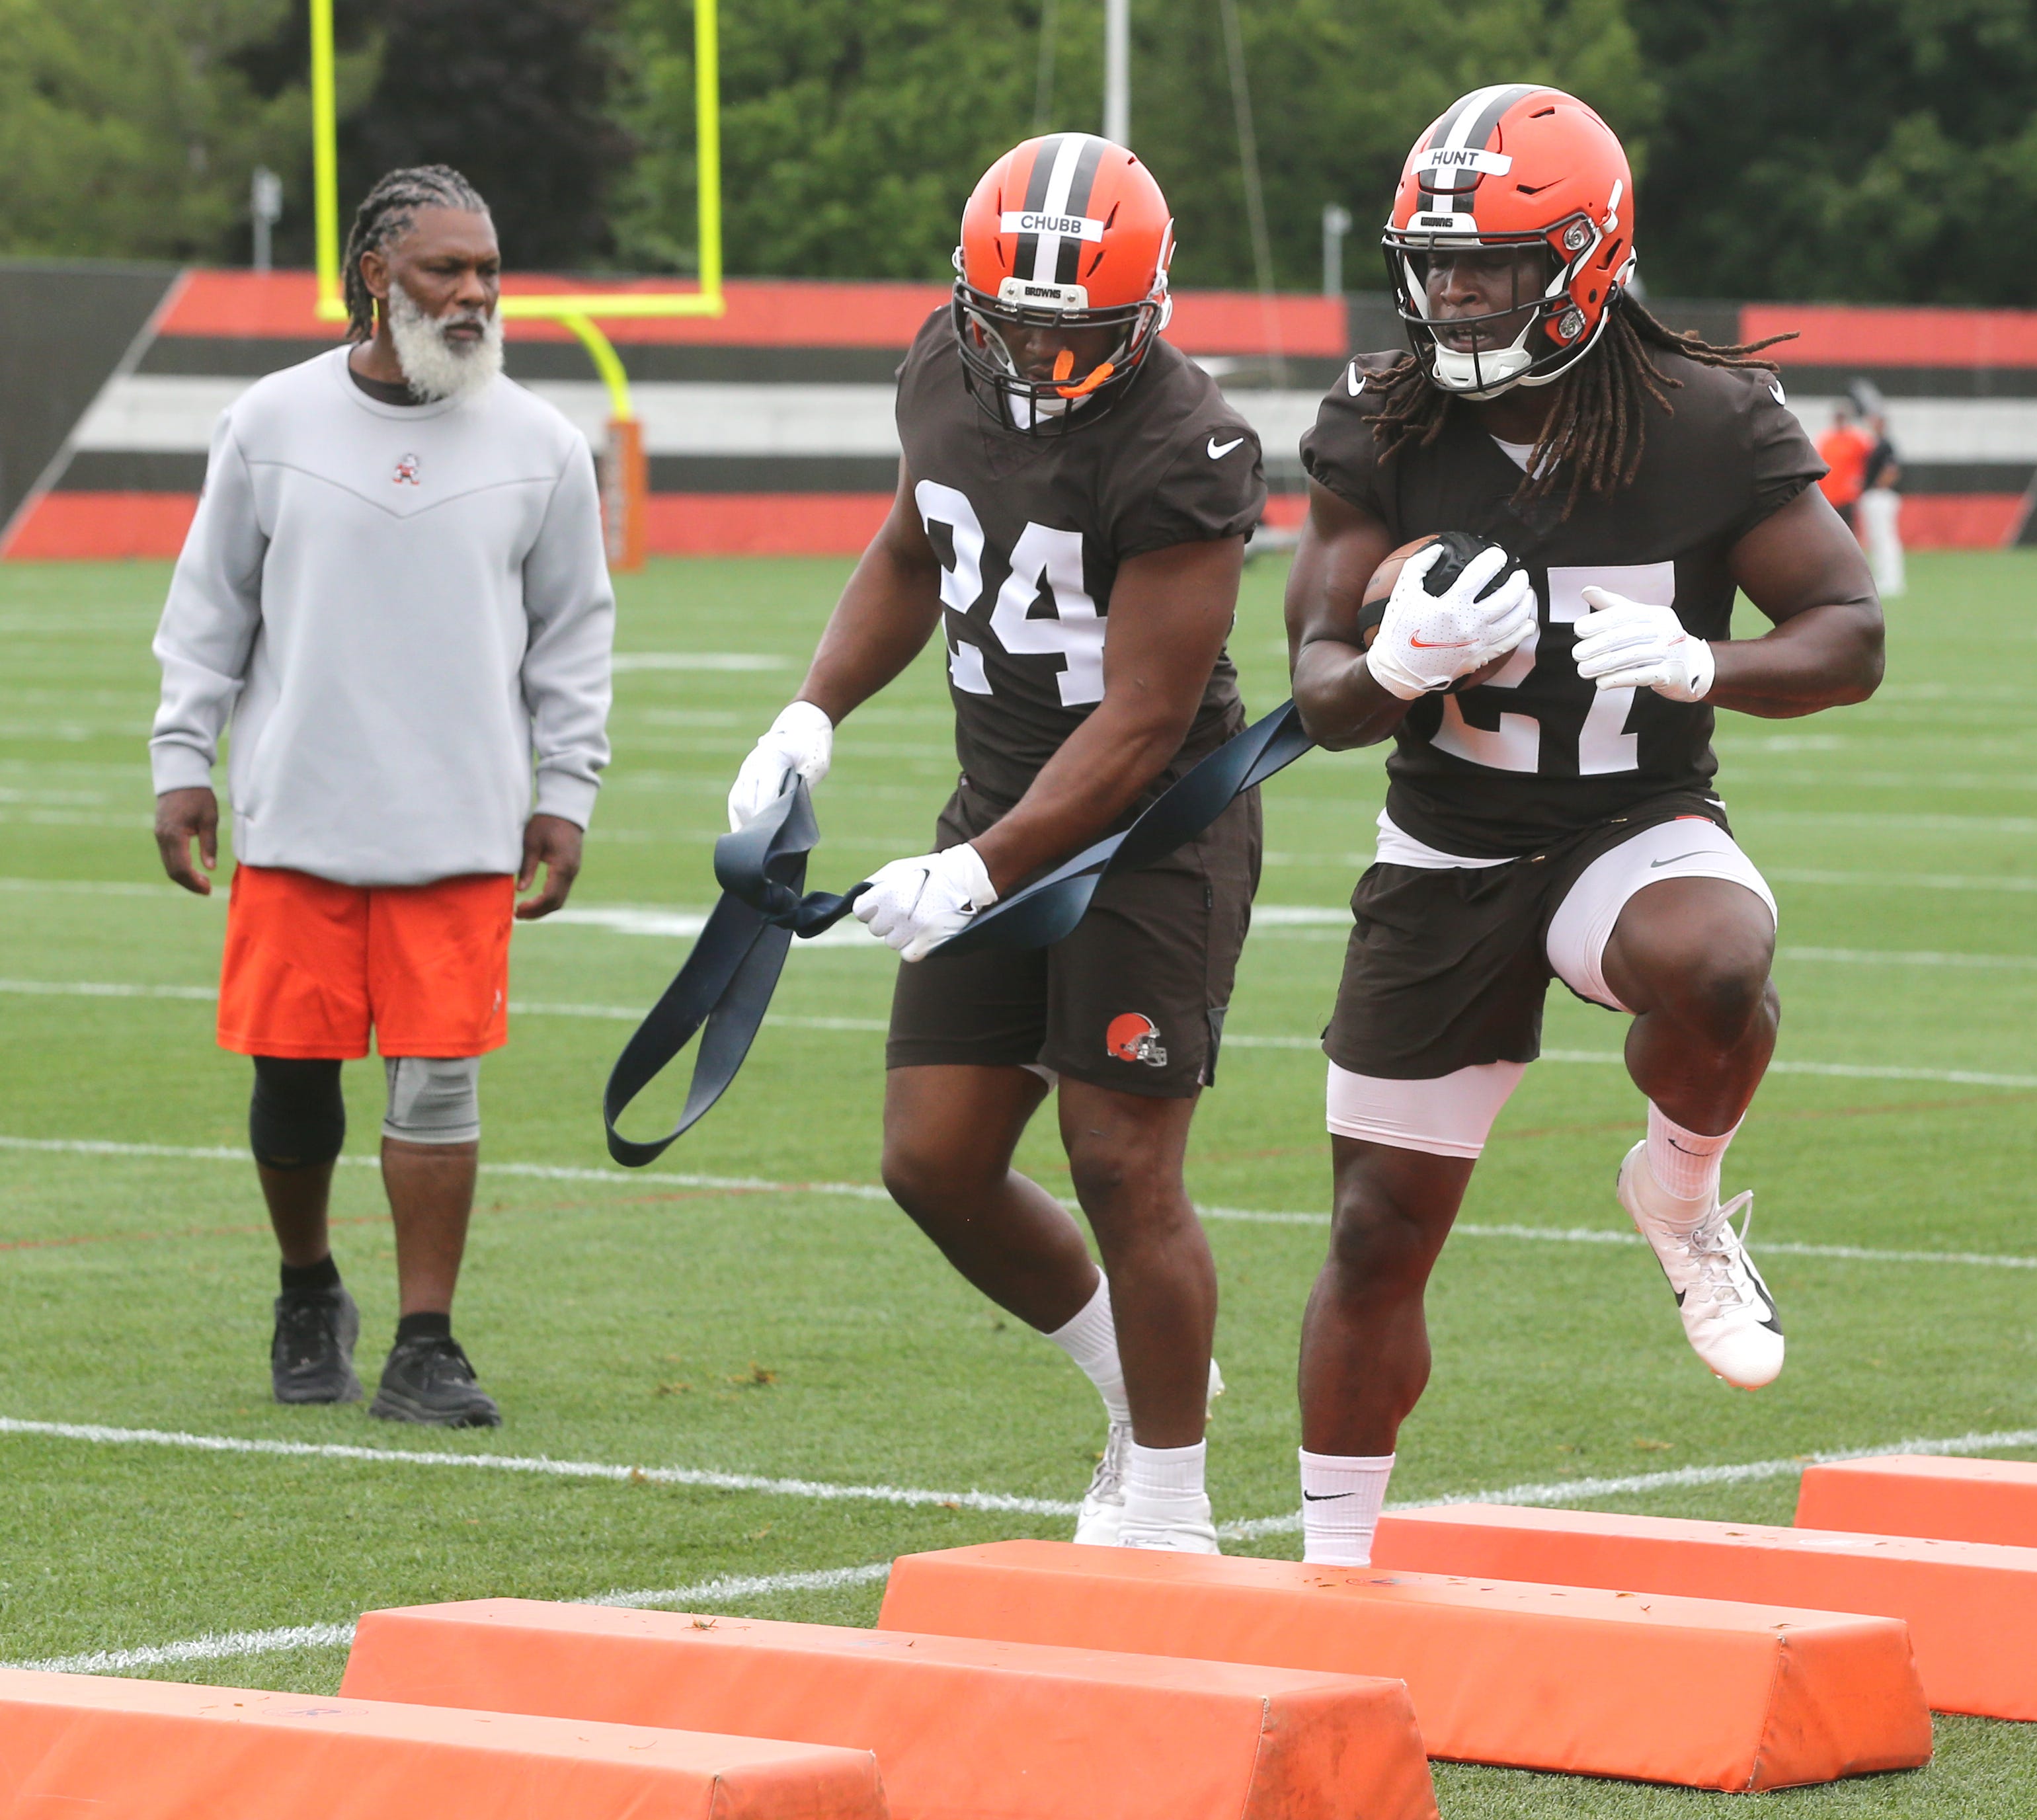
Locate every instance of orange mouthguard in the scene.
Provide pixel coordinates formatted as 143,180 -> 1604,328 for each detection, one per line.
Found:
1055,360 -> 1115,399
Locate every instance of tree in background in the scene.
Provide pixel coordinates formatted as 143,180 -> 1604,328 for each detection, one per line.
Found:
613,0 -> 1038,280
1634,0 -> 2037,304
340,0 -> 631,269
240,0 -> 628,270
614,0 -> 1657,291
1129,0 -> 1656,294
10,0 -> 2037,304
0,0 -> 327,261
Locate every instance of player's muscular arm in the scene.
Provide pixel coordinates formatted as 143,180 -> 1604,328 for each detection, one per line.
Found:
795,461 -> 946,723
1712,485 -> 1884,717
1285,481 -> 1410,750
970,536 -> 1246,894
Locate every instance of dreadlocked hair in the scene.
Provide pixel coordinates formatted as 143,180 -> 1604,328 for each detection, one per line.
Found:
341,165 -> 490,343
1369,296 -> 1796,520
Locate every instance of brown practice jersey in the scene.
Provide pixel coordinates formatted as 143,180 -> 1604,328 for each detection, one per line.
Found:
895,309 -> 1267,812
1300,349 -> 1826,857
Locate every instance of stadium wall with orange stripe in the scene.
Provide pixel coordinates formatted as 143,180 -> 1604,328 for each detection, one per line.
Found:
3,266 -> 2030,559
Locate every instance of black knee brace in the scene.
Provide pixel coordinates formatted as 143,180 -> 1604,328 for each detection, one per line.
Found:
249,1056 -> 346,1170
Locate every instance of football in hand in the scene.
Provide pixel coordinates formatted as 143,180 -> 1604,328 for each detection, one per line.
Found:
1356,530 -> 1526,692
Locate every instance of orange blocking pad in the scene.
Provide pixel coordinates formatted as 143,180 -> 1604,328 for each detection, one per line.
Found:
340,1597 -> 1438,1820
874,1540 -> 1929,1792
1374,1503 -> 2037,1720
0,1667 -> 885,1820
1797,1454 -> 2037,1549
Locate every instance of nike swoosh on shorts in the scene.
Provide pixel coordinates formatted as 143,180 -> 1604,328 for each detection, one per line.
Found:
1649,851 -> 1714,868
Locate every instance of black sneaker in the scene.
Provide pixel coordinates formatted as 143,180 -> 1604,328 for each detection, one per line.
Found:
369,1335 -> 502,1427
270,1287 -> 363,1404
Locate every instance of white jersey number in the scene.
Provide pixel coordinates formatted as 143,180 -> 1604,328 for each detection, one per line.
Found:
914,482 -> 1104,706
1429,561 -> 1675,776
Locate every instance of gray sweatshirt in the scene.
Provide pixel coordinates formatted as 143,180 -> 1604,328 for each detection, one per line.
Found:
150,347 -> 614,887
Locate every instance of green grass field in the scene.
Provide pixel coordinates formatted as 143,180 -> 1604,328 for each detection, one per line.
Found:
1,549 -> 2032,1813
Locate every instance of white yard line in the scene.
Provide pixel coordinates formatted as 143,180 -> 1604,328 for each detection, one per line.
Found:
1217,1423 -> 2037,1541
1197,1209 -> 2037,1268
1767,867 -> 2037,894
1779,947 -> 2037,970
6,1134 -> 2034,1266
0,979 -> 893,1033
13,1426 -> 2037,1675
0,1134 -> 893,1200
5,1563 -> 894,1676
0,877 -> 204,899
0,1415 -> 1078,1517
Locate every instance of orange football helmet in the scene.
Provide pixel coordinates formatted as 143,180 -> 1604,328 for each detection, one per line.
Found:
953,133 -> 1174,431
1383,85 -> 1636,397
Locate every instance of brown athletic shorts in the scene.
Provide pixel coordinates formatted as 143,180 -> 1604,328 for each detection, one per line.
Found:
1324,793 -> 1728,1081
887,777 -> 1263,1097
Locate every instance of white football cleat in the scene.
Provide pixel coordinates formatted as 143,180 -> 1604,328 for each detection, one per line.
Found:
1072,1359 -> 1225,1547
1074,1420 -> 1132,1545
1618,1141 -> 1784,1390
1119,1495 -> 1220,1554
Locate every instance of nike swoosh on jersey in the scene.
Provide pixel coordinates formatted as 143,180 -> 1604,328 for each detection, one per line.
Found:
1207,435 -> 1245,459
1346,362 -> 1366,396
1648,851 -> 1714,868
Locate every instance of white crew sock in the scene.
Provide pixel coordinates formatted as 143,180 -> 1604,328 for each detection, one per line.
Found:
1299,1448 -> 1395,1566
1123,1439 -> 1208,1530
1646,1104 -> 1739,1208
1044,1274 -> 1131,1426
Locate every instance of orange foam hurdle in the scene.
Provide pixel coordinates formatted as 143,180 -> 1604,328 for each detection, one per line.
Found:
874,1540 -> 1929,1792
0,1667 -> 884,1820
340,1597 -> 1437,1820
1797,1454 -> 2037,1549
1374,1503 -> 2037,1720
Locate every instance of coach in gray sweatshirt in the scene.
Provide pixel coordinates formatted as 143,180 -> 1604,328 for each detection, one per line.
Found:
150,166 -> 614,1427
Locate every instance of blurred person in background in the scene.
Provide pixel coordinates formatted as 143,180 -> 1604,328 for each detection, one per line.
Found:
149,165 -> 614,1427
1816,399 -> 1874,534
1857,400 -> 1905,598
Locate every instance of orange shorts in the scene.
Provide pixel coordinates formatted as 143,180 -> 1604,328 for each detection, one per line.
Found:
218,865 -> 513,1060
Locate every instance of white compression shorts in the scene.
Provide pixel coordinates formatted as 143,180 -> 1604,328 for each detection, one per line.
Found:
1326,817 -> 1777,1158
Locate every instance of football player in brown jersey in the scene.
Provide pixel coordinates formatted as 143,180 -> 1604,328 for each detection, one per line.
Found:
1282,87 -> 1883,1565
727,135 -> 1266,1551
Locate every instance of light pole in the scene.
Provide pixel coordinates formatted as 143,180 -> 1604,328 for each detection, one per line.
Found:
1322,204 -> 1352,298
251,167 -> 284,274
1103,0 -> 1129,145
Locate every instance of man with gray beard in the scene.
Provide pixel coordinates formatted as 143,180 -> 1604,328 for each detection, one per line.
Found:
151,166 -> 614,1425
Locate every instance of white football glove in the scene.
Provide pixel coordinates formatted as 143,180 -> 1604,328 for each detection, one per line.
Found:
1365,543 -> 1538,701
1572,587 -> 1716,701
727,700 -> 834,831
854,843 -> 998,962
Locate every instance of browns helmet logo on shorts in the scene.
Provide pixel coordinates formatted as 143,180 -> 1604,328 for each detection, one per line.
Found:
1106,1012 -> 1168,1067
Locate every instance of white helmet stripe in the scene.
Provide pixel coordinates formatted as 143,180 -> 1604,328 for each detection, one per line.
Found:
1029,134 -> 1094,284
1431,83 -> 1538,212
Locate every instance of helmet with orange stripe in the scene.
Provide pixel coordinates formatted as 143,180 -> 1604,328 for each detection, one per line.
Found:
952,134 -> 1174,432
1384,85 -> 1636,398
